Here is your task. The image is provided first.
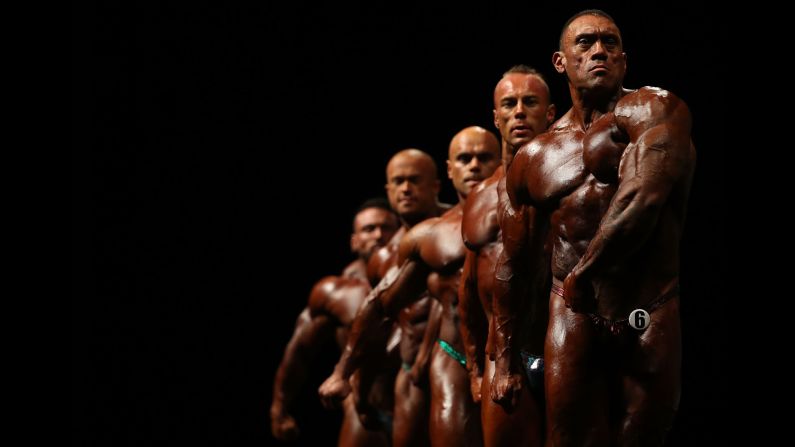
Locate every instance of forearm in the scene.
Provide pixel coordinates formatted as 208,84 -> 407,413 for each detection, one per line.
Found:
493,204 -> 547,369
334,294 -> 392,379
458,251 -> 486,377
272,310 -> 331,411
573,181 -> 662,280
336,261 -> 428,378
492,249 -> 524,371
413,298 -> 442,374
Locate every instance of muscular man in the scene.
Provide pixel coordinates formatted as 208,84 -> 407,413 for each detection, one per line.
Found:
499,9 -> 696,445
458,66 -> 555,447
270,198 -> 399,446
320,126 -> 501,447
361,148 -> 450,447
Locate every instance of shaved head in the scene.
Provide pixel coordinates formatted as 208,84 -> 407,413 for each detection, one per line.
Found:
386,148 -> 438,181
446,126 -> 501,199
385,148 -> 441,225
448,126 -> 500,160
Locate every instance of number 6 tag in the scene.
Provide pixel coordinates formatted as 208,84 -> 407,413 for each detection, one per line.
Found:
628,309 -> 650,331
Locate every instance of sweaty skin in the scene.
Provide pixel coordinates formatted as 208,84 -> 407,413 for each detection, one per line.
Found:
367,227 -> 438,447
459,68 -> 555,447
321,127 -> 501,447
500,11 -> 696,446
270,205 -> 399,445
349,148 -> 450,447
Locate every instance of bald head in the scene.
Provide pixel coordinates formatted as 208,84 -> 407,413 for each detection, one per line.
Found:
448,126 -> 499,160
447,126 -> 501,200
386,149 -> 438,181
385,148 -> 441,226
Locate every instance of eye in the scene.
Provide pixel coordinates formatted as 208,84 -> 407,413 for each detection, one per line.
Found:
477,153 -> 495,163
458,154 -> 473,164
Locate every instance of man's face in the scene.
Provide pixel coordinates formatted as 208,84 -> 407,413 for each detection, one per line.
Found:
447,134 -> 500,198
385,156 -> 439,222
493,74 -> 555,150
351,207 -> 399,260
554,15 -> 626,92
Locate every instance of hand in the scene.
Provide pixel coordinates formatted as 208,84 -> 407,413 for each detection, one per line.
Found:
408,361 -> 427,386
469,370 -> 483,403
318,372 -> 351,409
562,269 -> 596,313
270,408 -> 300,440
490,365 -> 523,410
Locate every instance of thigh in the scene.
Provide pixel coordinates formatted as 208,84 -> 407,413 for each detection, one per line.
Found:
618,297 -> 682,447
545,294 -> 610,447
481,359 -> 543,447
393,368 -> 430,447
429,343 -> 483,447
338,395 -> 390,447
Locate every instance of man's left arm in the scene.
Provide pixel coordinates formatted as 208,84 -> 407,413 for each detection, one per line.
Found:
566,90 -> 695,303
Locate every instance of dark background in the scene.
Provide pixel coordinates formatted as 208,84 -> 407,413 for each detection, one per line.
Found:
73,1 -> 727,445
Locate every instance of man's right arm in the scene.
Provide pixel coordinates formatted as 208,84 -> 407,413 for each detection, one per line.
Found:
319,225 -> 433,407
491,152 -> 548,408
270,279 -> 337,440
458,249 -> 487,402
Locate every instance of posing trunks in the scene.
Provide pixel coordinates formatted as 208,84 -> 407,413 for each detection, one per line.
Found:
519,351 -> 545,401
551,283 -> 679,335
437,339 -> 467,368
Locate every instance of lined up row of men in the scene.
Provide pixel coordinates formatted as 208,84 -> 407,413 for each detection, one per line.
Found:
271,9 -> 694,446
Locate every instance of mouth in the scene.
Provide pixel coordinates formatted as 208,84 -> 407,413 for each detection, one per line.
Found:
510,124 -> 532,134
589,65 -> 608,73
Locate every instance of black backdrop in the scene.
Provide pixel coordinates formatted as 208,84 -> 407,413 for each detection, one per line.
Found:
73,1 -> 727,445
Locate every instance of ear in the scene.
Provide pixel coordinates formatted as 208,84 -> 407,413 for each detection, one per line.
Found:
553,51 -> 566,74
446,159 -> 453,180
546,103 -> 557,126
493,109 -> 499,129
350,233 -> 357,253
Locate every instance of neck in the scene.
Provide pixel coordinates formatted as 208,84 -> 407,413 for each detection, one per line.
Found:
343,258 -> 368,281
568,83 -> 625,130
400,202 -> 445,228
502,141 -> 519,167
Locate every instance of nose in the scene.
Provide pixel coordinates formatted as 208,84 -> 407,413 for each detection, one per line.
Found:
373,227 -> 383,241
591,39 -> 607,60
468,157 -> 482,172
513,102 -> 527,118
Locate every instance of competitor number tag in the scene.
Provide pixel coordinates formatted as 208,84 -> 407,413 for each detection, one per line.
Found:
628,309 -> 650,330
